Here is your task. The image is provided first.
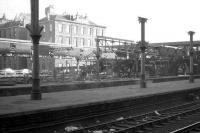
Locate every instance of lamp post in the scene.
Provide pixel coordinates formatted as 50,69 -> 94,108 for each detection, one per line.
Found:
138,17 -> 148,88
26,0 -> 43,100
188,31 -> 195,83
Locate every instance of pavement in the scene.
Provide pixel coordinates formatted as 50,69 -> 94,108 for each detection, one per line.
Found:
0,79 -> 200,116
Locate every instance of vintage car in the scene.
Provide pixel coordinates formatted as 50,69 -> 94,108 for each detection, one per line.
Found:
14,69 -> 32,83
0,68 -> 16,86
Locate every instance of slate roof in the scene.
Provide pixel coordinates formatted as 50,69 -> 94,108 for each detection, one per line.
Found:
40,14 -> 106,28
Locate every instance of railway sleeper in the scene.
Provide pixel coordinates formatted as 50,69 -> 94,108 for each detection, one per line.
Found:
193,127 -> 200,131
190,131 -> 200,133
143,126 -> 153,131
123,120 -> 139,125
74,105 -> 200,133
134,129 -> 145,133
108,125 -> 126,130
113,123 -> 133,128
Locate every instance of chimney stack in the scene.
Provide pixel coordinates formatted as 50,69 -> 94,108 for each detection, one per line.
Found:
45,5 -> 54,20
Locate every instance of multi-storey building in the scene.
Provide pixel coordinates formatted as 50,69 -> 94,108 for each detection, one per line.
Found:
0,6 -> 106,47
0,6 -> 106,72
0,13 -> 30,40
40,6 -> 106,48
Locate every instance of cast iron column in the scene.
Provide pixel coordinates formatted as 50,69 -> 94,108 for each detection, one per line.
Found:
95,38 -> 100,81
26,0 -> 43,100
188,31 -> 195,83
138,17 -> 148,88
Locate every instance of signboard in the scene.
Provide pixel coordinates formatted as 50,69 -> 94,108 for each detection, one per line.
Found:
10,43 -> 16,53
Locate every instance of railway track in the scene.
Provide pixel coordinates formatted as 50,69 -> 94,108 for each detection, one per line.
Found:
2,91 -> 200,133
170,121 -> 200,133
64,101 -> 200,133
2,96 -> 183,133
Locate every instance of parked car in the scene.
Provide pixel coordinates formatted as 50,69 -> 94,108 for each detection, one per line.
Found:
0,68 -> 16,77
0,68 -> 16,86
14,69 -> 32,83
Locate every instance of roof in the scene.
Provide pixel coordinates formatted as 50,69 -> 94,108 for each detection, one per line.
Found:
0,21 -> 23,28
1,21 -> 23,28
40,14 -> 106,28
0,13 -> 30,28
150,41 -> 200,47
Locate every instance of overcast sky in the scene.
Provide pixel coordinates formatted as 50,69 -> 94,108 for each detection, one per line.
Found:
0,0 -> 200,42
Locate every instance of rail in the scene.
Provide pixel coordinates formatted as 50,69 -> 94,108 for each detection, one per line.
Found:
67,101 -> 200,133
170,121 -> 200,133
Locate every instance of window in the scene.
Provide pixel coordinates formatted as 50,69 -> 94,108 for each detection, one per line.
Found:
89,28 -> 93,36
101,29 -> 104,36
58,36 -> 63,44
83,27 -> 87,35
50,24 -> 52,31
13,28 -> 16,37
96,28 -> 99,36
58,23 -> 62,33
88,39 -> 92,46
73,25 -> 77,34
93,29 -> 96,36
99,29 -> 103,36
49,37 -> 52,42
73,38 -> 77,47
62,24 -> 65,33
65,25 -> 70,33
99,29 -> 101,36
80,38 -> 84,46
66,37 -> 70,45
81,27 -> 84,35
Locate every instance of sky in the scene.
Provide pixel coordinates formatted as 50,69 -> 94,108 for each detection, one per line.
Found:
0,0 -> 200,43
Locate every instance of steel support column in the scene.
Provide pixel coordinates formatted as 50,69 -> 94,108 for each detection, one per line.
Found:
26,0 -> 43,100
188,31 -> 195,83
95,38 -> 100,81
138,17 -> 148,88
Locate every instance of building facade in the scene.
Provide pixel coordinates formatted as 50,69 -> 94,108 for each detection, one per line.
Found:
40,6 -> 106,48
0,6 -> 106,72
0,7 -> 106,47
0,13 -> 30,40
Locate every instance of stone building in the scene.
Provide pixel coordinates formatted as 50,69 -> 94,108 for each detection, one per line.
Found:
0,6 -> 106,47
0,13 -> 30,40
39,5 -> 106,48
0,6 -> 106,72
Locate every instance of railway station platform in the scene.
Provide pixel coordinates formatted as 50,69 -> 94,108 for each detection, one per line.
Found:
0,79 -> 200,116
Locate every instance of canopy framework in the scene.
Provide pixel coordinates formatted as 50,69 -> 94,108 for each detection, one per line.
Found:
1,37 -> 200,77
